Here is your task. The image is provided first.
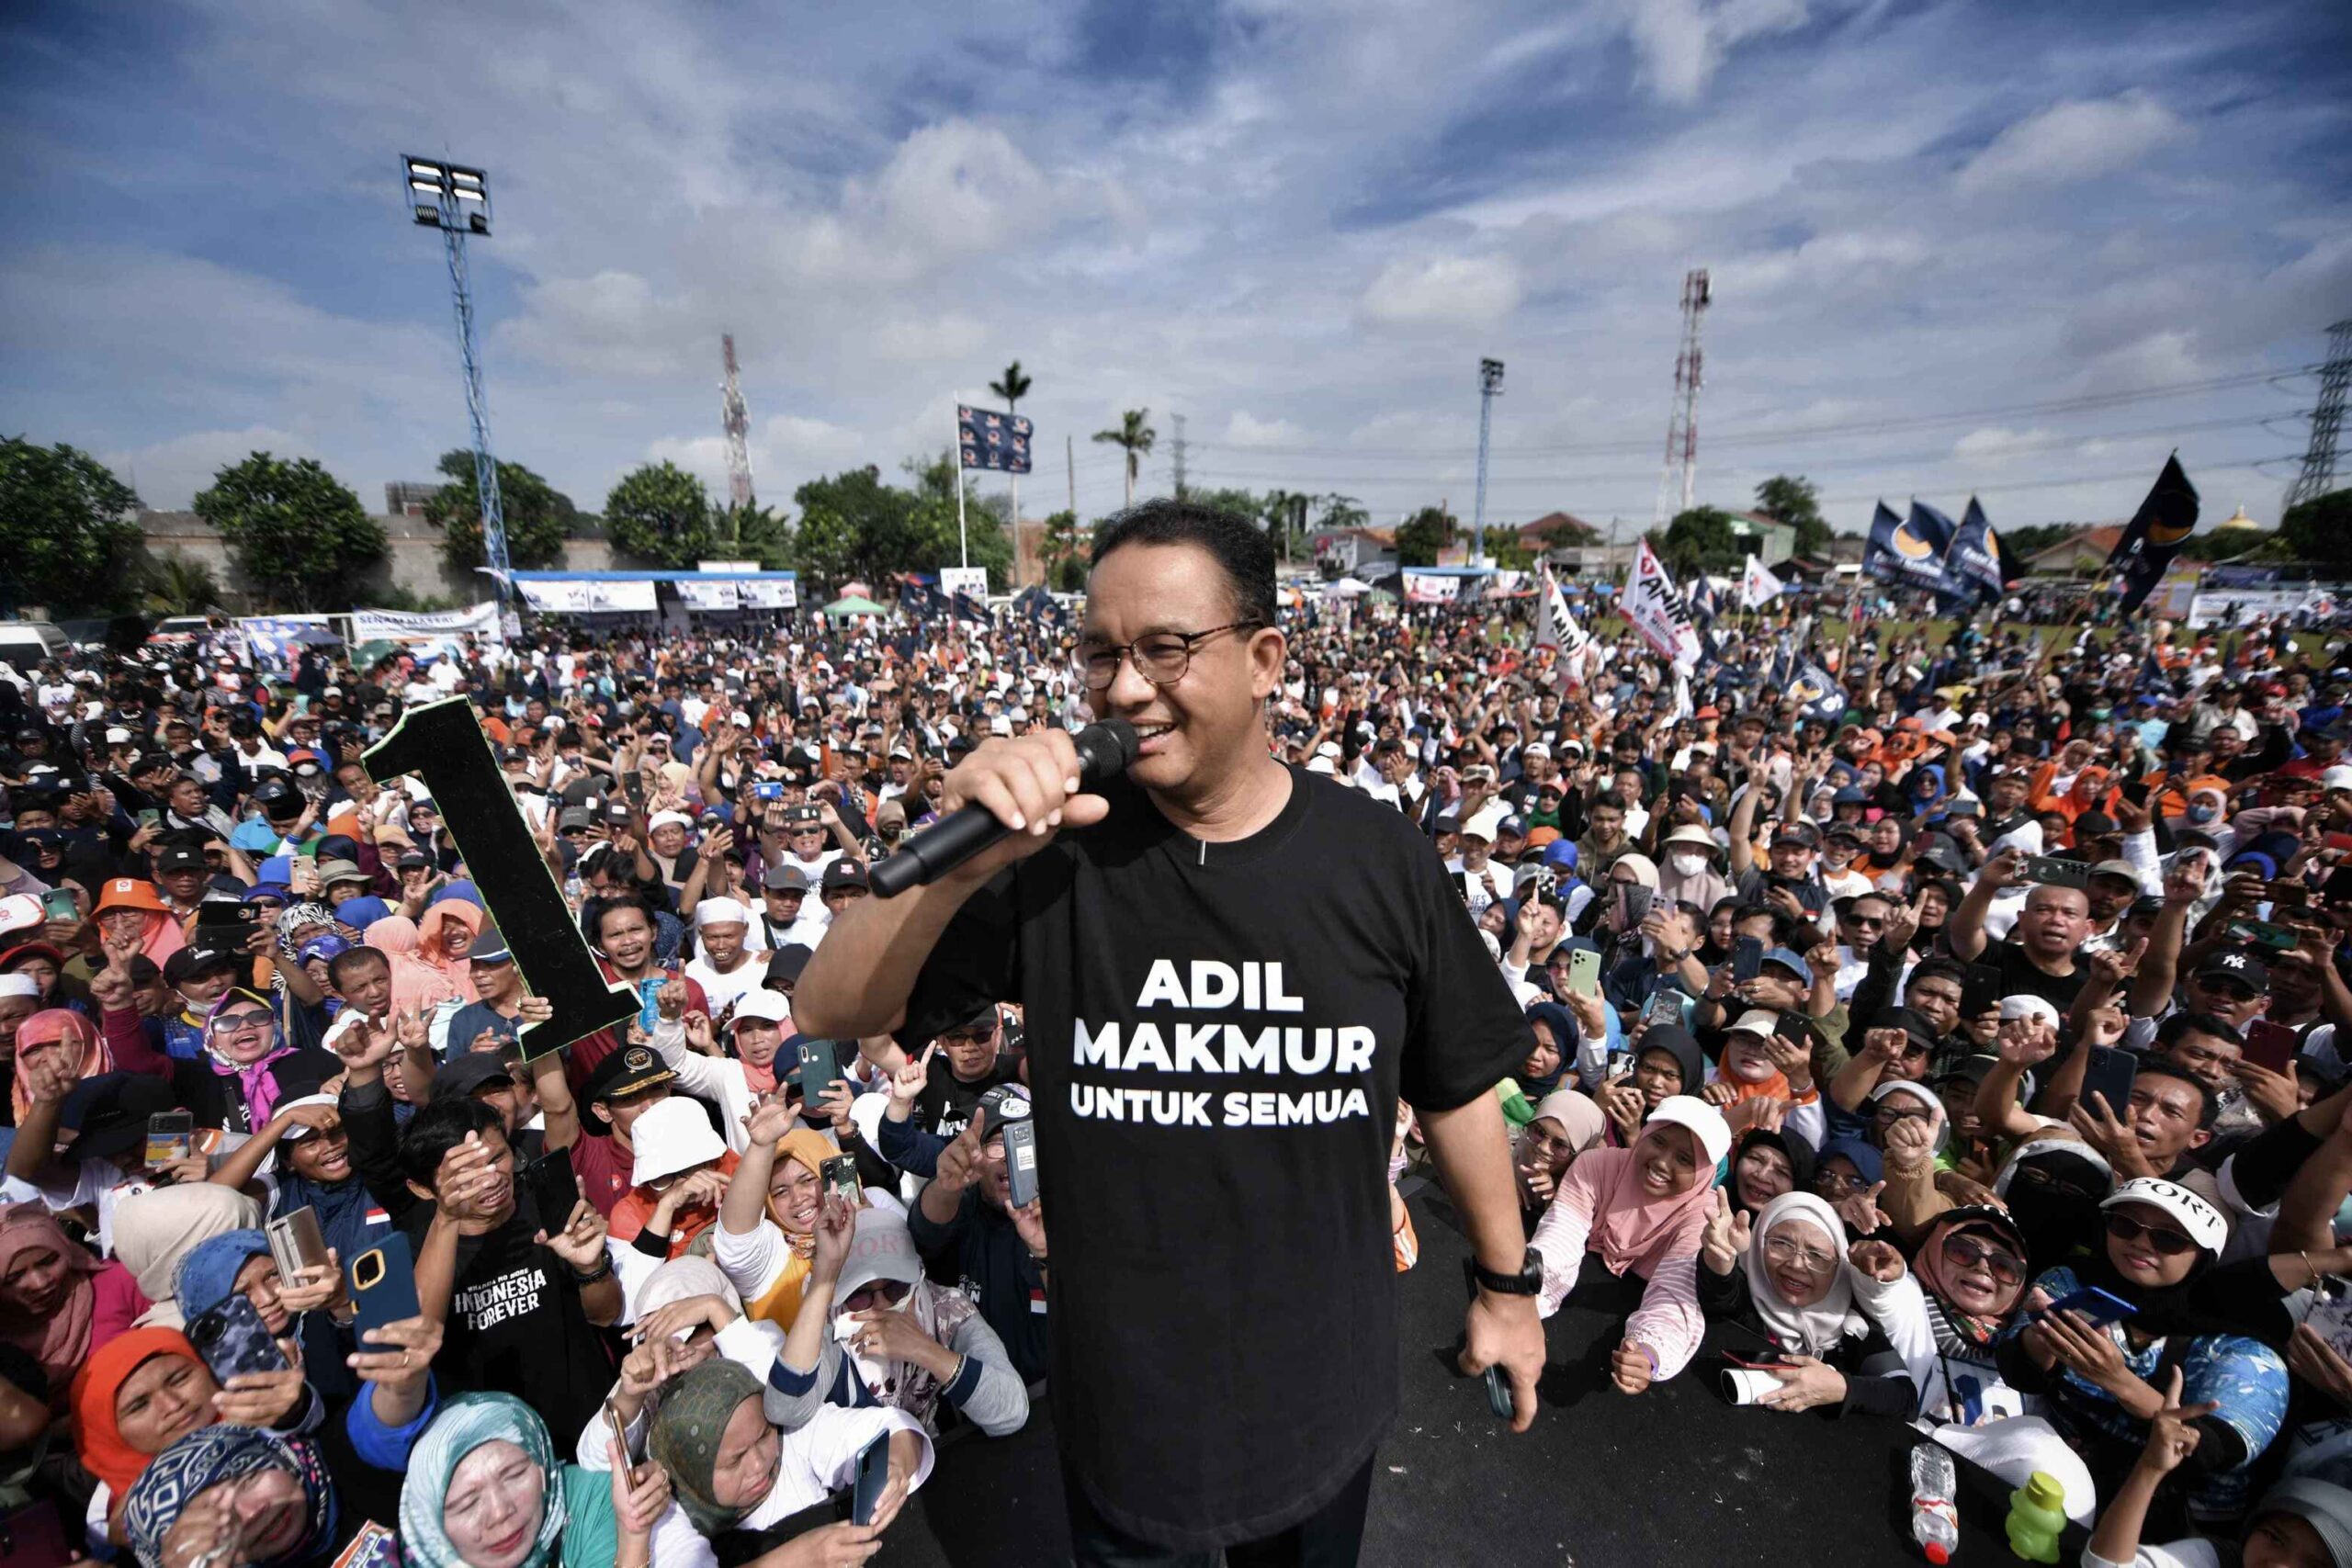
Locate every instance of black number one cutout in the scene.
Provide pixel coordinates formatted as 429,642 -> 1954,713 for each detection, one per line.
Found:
366,696 -> 635,1059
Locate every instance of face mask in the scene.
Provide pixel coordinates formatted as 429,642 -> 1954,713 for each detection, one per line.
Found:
2186,803 -> 2218,824
1670,852 -> 1707,877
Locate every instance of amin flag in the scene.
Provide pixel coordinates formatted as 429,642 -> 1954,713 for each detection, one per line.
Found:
2104,455 -> 2201,614
1740,556 -> 1784,609
1624,537 -> 1704,674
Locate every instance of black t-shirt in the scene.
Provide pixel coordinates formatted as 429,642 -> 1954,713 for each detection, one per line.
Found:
914,1058 -> 1021,1144
424,1209 -> 617,1443
899,764 -> 1525,1550
1984,940 -> 2088,1013
910,1185 -> 1051,1383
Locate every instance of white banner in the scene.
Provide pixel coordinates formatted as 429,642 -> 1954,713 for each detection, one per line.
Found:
1532,566 -> 1592,664
351,603 -> 503,643
1402,571 -> 1457,604
673,579 -> 741,611
1624,539 -> 1704,673
939,566 -> 989,601
516,579 -> 659,614
1740,557 -> 1785,609
2187,588 -> 2339,629
738,578 -> 797,610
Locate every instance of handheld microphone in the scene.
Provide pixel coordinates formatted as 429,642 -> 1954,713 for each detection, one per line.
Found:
870,717 -> 1140,897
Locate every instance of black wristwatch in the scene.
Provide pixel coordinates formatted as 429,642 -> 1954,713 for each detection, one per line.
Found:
1465,1248 -> 1544,1297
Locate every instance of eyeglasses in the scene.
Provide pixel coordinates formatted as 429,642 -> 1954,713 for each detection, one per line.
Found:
1941,1233 -> 2027,1285
1762,1235 -> 1838,1274
2105,1212 -> 2197,1256
212,1011 -> 272,1034
1075,624 -> 1261,691
1873,1099 -> 1934,1122
1815,1169 -> 1871,1195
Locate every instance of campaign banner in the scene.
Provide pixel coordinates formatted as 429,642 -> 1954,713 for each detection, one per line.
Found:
515,579 -> 659,614
351,604 -> 503,643
1402,571 -> 1459,604
1624,539 -> 1703,672
2186,588 -> 2337,629
939,566 -> 989,601
236,617 -> 315,670
737,578 -> 797,610
673,579 -> 740,611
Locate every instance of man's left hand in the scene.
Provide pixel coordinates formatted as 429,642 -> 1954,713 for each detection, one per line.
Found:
1457,1286 -> 1544,1432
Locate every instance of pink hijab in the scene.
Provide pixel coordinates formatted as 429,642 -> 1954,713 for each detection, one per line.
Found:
415,902 -> 482,1002
1579,1123 -> 1724,1280
0,1202 -> 103,1402
362,916 -> 458,1014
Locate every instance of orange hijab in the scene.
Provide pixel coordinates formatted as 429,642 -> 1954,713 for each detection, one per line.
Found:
72,1326 -> 207,1495
9,1008 -> 115,1123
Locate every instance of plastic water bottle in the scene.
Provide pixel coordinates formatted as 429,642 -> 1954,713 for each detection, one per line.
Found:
1909,1441 -> 1961,1564
2005,1472 -> 2065,1563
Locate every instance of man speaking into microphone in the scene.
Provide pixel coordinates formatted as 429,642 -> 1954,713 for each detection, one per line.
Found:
796,501 -> 1543,1565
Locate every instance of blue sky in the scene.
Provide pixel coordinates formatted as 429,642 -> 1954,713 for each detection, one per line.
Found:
3,0 -> 2347,539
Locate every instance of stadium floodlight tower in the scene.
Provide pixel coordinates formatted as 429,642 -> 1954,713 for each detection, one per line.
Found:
401,154 -> 510,616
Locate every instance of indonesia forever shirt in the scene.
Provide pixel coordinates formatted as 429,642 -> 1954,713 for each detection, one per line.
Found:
901,764 -> 1526,1550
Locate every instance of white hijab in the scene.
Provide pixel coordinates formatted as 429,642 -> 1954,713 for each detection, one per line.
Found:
1741,1191 -> 1867,1358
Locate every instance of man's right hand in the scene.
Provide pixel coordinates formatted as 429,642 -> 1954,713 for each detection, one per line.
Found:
937,732 -> 1114,882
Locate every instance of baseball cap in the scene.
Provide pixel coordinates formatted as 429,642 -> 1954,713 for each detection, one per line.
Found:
729,990 -> 791,1031
394,850 -> 429,872
557,807 -> 595,833
1760,947 -> 1814,987
164,946 -> 238,986
431,1052 -> 516,1104
974,1082 -> 1034,1140
2196,946 -> 2269,991
2323,765 -> 2352,791
271,1092 -> 341,1143
469,924 -> 514,965
2100,1176 -> 2227,1258
583,1042 -> 676,1103
61,1072 -> 182,1164
820,861 -> 869,893
155,845 -> 206,874
1726,1010 -> 1780,1038
762,864 -> 813,894
1643,1094 -> 1732,1168
628,1098 -> 729,1188
1770,822 -> 1821,850
765,943 -> 814,984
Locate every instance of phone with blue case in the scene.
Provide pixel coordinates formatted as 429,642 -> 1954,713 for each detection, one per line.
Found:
348,1232 -> 423,1336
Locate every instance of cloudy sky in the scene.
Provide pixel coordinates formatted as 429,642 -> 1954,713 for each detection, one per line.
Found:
3,0 -> 2347,540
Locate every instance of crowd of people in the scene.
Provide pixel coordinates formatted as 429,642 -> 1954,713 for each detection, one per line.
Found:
5,527 -> 2352,1567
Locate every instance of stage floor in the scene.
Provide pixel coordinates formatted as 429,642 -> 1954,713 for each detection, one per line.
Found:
876,1185 -> 2060,1566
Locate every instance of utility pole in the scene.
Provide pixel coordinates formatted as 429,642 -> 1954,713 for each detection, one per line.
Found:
1473,358 -> 1505,563
2286,318 -> 2352,513
1170,413 -> 1188,499
1652,268 -> 1713,528
720,333 -> 754,547
401,155 -> 509,624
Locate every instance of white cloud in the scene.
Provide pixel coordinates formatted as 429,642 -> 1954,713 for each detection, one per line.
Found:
1224,411 -> 1303,447
1620,0 -> 1810,104
101,426 -> 319,513
1951,425 -> 2058,464
1957,93 -> 2188,194
1358,254 -> 1523,329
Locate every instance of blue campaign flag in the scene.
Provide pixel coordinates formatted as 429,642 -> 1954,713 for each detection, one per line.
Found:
957,405 -> 1034,474
950,591 -> 993,626
1790,660 -> 1849,725
1014,585 -> 1067,629
1864,501 -> 1955,595
1861,502 -> 1905,586
2104,454 -> 2201,614
1941,498 -> 2006,604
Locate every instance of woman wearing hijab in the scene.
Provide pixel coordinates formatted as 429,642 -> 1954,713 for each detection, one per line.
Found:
1727,1127 -> 1817,1224
91,878 -> 186,965
1904,1204 -> 2036,1427
417,899 -> 483,1003
1498,1003 -> 1576,1127
585,1348 -> 931,1568
1992,1135 -> 2116,1273
1529,1096 -> 1732,1395
0,1202 -> 146,1412
181,986 -> 337,1134
1695,1189 -> 1930,1416
628,1255 -> 786,1368
110,1183 -> 266,1330
401,1392 -> 644,1568
71,1325 -> 310,1547
714,1115 -> 843,1333
361,915 -> 461,1015
1596,1023 -> 1706,1149
2090,1446 -> 2352,1568
1999,1177 -> 2290,1529
121,1425 -> 342,1568
174,1227 -> 356,1408
1515,1089 -> 1606,1237
766,1201 -> 1028,1438
6,1008 -> 116,1124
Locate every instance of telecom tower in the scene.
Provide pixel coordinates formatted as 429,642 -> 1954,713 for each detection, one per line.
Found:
2285,318 -> 2352,513
1473,358 -> 1505,561
1652,267 -> 1712,528
720,334 -> 755,514
401,155 -> 508,614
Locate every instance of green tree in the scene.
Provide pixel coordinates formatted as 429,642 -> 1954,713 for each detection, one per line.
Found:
424,450 -> 578,572
1316,493 -> 1370,533
1261,489 -> 1313,562
1752,475 -> 1834,559
906,450 -> 1013,589
141,553 -> 222,616
2281,488 -> 2352,568
1092,409 -> 1156,508
988,361 -> 1033,422
713,502 -> 795,570
1649,505 -> 1743,579
0,436 -> 141,614
787,457 -> 1014,592
1038,509 -> 1089,590
1393,505 -> 1458,568
605,460 -> 715,569
195,452 -> 384,611
1997,523 -> 2084,562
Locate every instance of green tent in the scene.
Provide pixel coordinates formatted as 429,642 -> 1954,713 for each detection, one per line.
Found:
821,594 -> 889,616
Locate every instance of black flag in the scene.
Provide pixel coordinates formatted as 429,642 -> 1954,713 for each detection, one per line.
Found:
2103,455 -> 2200,614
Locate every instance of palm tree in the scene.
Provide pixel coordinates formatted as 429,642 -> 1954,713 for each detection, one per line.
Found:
1092,408 -> 1156,509
989,361 -> 1034,583
141,552 -> 222,616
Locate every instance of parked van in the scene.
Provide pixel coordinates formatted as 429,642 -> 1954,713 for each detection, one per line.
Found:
0,621 -> 67,670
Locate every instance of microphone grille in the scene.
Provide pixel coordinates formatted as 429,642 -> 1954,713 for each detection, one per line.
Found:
1079,716 -> 1140,781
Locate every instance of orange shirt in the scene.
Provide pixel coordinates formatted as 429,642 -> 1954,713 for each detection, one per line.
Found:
605,1148 -> 741,1259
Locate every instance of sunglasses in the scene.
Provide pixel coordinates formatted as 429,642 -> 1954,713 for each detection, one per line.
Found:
2105,1212 -> 2197,1256
1941,1233 -> 2026,1285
